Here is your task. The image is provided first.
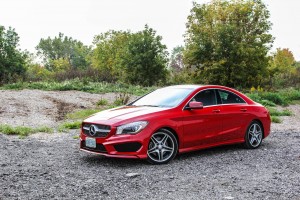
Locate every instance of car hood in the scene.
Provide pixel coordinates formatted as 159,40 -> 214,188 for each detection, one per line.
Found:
84,106 -> 170,125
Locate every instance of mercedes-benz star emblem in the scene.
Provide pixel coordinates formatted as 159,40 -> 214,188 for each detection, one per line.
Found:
89,125 -> 97,136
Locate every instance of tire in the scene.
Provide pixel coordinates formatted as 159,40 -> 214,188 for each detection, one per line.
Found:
244,121 -> 263,149
147,129 -> 178,164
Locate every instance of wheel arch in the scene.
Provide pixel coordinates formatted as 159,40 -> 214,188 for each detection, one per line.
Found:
251,119 -> 265,138
154,126 -> 180,150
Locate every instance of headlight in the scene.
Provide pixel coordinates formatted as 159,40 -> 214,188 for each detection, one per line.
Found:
116,121 -> 148,135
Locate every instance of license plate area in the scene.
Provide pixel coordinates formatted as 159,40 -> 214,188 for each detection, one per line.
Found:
85,137 -> 96,148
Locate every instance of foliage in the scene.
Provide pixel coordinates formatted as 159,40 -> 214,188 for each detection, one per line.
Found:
59,121 -> 82,130
169,46 -> 184,73
36,32 -> 91,71
113,93 -> 131,106
96,98 -> 109,106
0,79 -> 155,95
271,116 -> 281,123
0,124 -> 52,136
66,109 -> 100,120
259,92 -> 288,106
247,88 -> 300,106
184,0 -> 273,88
267,107 -> 292,116
268,48 -> 300,88
91,26 -> 168,86
122,25 -> 168,86
92,30 -> 131,80
0,26 -> 27,84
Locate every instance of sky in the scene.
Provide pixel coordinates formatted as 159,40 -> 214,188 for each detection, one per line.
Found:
1,0 -> 300,60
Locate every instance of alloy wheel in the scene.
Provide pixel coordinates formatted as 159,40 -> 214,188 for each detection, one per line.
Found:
147,130 -> 177,164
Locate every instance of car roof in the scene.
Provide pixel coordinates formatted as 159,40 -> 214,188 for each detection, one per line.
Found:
165,85 -> 203,90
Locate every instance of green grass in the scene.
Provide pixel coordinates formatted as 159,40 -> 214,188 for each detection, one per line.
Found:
247,88 -> 300,106
73,135 -> 79,139
0,79 -> 155,96
267,107 -> 293,116
271,116 -> 281,123
66,109 -> 100,120
0,124 -> 52,136
59,121 -> 82,130
96,98 -> 108,106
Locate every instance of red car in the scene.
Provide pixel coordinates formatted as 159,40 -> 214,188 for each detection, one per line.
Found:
80,85 -> 271,164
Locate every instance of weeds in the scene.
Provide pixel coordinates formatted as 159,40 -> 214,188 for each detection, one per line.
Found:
58,121 -> 82,132
1,79 -> 155,96
0,124 -> 52,136
267,107 -> 293,116
113,93 -> 131,106
271,116 -> 281,123
96,98 -> 108,106
66,109 -> 100,120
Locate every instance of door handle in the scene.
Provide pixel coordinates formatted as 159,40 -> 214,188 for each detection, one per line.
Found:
240,108 -> 247,112
212,109 -> 220,113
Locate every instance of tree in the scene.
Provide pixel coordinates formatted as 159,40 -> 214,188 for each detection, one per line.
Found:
36,33 -> 91,71
169,46 -> 184,73
269,48 -> 295,75
184,0 -> 273,88
92,30 -> 131,81
268,48 -> 298,88
0,26 -> 27,84
122,25 -> 168,86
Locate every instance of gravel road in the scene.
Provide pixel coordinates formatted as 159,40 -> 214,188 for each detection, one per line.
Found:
0,90 -> 299,200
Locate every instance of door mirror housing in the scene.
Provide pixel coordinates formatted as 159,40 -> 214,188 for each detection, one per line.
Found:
185,101 -> 203,110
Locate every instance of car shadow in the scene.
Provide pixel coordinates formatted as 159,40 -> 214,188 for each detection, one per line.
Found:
80,154 -> 148,168
79,142 -> 272,167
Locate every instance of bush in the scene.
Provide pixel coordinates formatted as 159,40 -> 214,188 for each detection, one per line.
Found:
0,124 -> 52,136
96,98 -> 108,106
59,121 -> 82,130
1,79 -> 155,96
267,107 -> 292,116
271,116 -> 281,123
260,92 -> 288,106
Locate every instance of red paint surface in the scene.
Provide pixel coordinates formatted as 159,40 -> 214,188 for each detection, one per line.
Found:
80,85 -> 271,159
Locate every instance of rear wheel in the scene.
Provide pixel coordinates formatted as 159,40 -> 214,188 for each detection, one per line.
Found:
147,129 -> 178,164
244,121 -> 263,149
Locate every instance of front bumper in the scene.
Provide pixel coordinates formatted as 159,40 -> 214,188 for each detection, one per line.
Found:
79,129 -> 149,159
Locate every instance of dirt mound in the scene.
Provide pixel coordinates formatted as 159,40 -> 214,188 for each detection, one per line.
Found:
0,89 -> 118,128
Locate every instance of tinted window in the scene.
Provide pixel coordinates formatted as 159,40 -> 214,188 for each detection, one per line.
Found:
218,90 -> 246,104
191,89 -> 216,106
131,88 -> 193,107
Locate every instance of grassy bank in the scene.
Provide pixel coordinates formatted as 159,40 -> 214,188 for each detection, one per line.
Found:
0,125 -> 52,137
0,79 -> 156,96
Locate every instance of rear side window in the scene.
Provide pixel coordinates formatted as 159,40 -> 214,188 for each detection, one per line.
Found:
191,89 -> 217,106
218,90 -> 246,104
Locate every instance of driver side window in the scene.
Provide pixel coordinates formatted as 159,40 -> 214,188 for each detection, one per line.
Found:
192,89 -> 217,106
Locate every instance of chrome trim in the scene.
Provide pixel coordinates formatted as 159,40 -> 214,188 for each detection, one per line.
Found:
182,87 -> 248,111
83,125 -> 111,133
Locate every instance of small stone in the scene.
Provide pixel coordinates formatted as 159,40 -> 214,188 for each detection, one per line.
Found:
224,196 -> 234,200
125,173 -> 140,178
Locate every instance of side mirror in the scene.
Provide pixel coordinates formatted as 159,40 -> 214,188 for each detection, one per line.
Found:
185,101 -> 203,110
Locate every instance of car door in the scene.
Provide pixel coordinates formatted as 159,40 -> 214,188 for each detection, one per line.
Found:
182,89 -> 223,148
216,89 -> 250,141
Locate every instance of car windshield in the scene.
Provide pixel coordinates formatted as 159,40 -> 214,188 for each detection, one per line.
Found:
130,88 -> 194,108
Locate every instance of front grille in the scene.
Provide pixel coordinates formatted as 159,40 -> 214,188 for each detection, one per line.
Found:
81,141 -> 107,153
82,123 -> 111,138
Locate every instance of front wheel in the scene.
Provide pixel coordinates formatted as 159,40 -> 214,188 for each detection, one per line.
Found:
147,129 -> 178,164
244,121 -> 263,149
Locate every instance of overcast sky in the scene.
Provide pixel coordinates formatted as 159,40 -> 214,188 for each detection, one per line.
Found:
1,0 -> 300,60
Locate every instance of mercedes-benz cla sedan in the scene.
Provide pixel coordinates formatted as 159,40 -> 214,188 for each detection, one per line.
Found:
80,85 -> 271,164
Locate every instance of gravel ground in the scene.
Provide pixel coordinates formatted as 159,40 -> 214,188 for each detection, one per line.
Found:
0,90 -> 300,200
